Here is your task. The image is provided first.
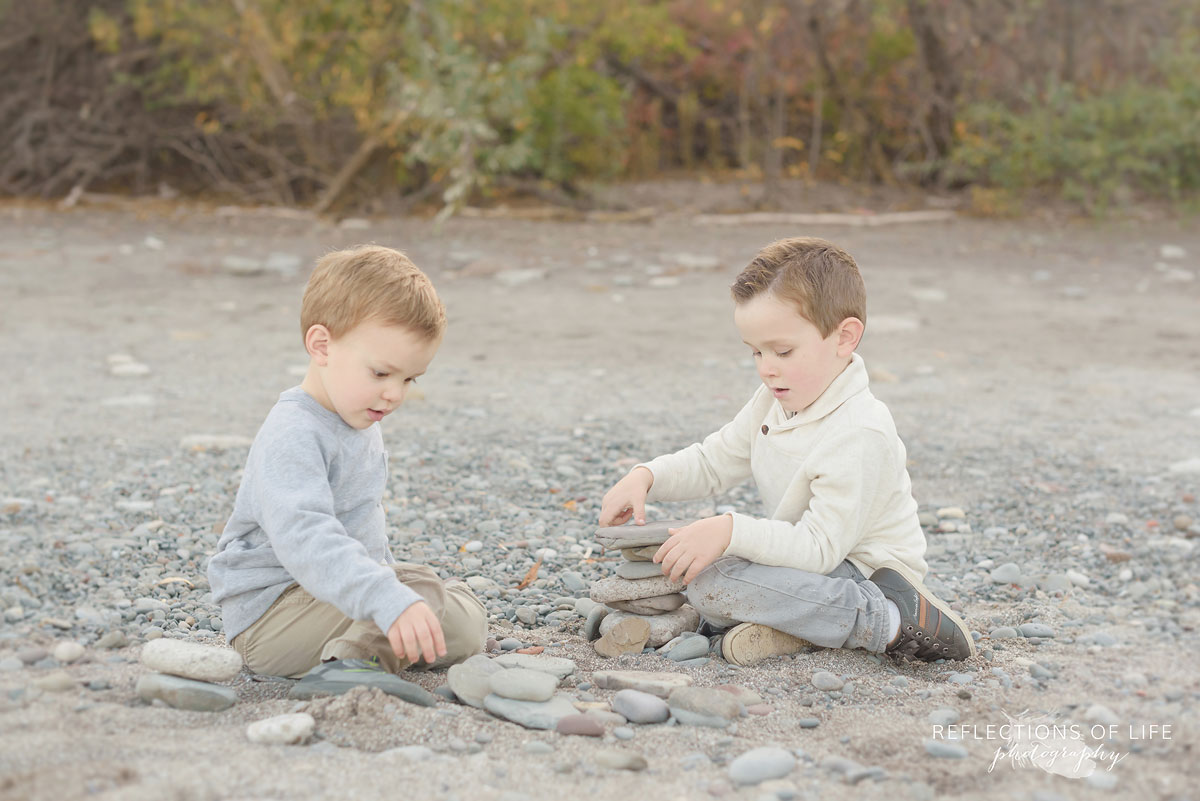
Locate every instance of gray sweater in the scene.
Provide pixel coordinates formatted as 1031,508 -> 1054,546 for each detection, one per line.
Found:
207,387 -> 421,643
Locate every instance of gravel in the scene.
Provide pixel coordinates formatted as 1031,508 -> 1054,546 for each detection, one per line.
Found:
0,206 -> 1197,800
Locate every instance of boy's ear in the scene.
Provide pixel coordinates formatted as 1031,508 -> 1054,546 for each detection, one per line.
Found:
304,324 -> 332,364
835,317 -> 865,356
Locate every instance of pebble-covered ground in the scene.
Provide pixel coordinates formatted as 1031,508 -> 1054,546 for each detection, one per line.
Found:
1,197 -> 1198,801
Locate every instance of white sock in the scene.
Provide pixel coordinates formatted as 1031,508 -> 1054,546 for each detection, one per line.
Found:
886,600 -> 901,643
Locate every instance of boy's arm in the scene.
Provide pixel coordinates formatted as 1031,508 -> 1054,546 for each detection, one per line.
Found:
724,428 -> 891,575
638,385 -> 769,502
251,428 -> 421,636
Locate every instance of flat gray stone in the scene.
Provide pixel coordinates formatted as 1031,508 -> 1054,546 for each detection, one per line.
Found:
595,616 -> 650,658
990,563 -> 1022,584
729,747 -> 796,786
590,575 -> 687,603
592,670 -> 693,698
246,713 -> 314,745
492,653 -> 576,679
139,639 -> 243,683
924,739 -> 968,759
989,627 -> 1019,639
663,636 -> 710,663
616,561 -> 667,580
482,693 -> 578,730
599,606 -> 700,647
595,520 -> 695,550
607,594 -> 686,614
668,686 -> 742,722
136,673 -> 237,712
929,708 -> 959,726
489,667 -> 558,702
447,654 -> 505,708
611,689 -> 670,724
1019,623 -> 1055,638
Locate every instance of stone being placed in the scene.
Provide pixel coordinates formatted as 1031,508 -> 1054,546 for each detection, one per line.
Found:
621,546 -> 659,562
491,653 -> 576,679
594,519 -> 695,550
599,606 -> 700,648
447,654 -> 505,708
489,667 -> 558,702
590,575 -> 687,604
615,561 -> 667,580
139,638 -> 243,683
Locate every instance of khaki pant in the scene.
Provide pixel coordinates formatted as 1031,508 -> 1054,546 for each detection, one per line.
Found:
231,563 -> 487,678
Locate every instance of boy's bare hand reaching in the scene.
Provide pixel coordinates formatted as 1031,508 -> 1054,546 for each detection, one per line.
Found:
387,601 -> 446,665
598,466 -> 654,527
654,515 -> 733,583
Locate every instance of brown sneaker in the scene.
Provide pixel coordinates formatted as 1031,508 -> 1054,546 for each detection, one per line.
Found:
870,567 -> 975,661
719,623 -> 814,666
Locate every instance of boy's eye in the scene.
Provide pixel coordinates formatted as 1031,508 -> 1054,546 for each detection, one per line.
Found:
404,377 -> 417,385
751,350 -> 761,358
776,350 -> 792,358
373,370 -> 389,378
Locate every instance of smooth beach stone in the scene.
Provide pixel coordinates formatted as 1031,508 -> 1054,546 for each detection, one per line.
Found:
599,606 -> 701,648
447,654 -> 505,708
594,749 -> 648,771
590,575 -> 688,604
664,635 -> 710,663
489,667 -> 558,703
136,673 -> 237,712
668,686 -> 742,723
621,546 -> 659,562
924,739 -> 968,759
53,642 -> 85,664
716,685 -> 764,706
615,561 -> 668,580
989,627 -> 1019,639
810,671 -> 844,691
591,670 -> 694,698
32,671 -> 77,692
492,653 -> 577,679
380,745 -> 435,761
594,520 -> 695,550
246,713 -> 314,745
583,605 -> 609,641
594,617 -> 651,658
611,689 -> 670,724
607,594 -> 687,615
482,693 -> 578,730
729,747 -> 796,786
139,639 -> 243,683
1018,623 -> 1055,639
556,713 -> 605,737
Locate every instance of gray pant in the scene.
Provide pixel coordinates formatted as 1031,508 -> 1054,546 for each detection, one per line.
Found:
686,556 -> 891,653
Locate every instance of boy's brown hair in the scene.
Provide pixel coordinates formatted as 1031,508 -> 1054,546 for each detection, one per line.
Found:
300,245 -> 446,342
730,237 -> 866,337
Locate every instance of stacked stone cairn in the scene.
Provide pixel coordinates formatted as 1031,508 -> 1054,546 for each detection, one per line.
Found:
588,520 -> 702,657
136,638 -> 243,712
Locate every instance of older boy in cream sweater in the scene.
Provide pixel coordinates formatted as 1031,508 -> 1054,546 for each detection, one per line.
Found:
599,237 -> 974,665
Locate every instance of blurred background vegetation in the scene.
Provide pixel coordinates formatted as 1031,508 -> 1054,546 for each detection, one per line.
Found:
1,0 -> 1197,215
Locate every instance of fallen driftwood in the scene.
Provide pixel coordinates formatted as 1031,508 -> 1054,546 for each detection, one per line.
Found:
691,210 -> 956,226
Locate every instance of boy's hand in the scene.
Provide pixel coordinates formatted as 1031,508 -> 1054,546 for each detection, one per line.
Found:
598,466 -> 654,527
654,515 -> 733,584
386,601 -> 447,665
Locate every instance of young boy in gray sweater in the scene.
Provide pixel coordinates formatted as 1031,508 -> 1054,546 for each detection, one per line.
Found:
208,245 -> 485,693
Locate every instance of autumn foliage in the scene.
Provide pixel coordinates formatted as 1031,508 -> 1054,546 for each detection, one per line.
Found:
1,0 -> 1196,213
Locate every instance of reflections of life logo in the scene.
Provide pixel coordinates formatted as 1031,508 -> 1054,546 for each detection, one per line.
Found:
987,710 -> 1126,778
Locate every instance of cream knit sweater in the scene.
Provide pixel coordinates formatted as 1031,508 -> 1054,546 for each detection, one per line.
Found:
640,353 -> 928,582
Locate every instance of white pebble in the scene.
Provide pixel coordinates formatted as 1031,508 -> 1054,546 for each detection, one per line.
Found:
53,642 -> 85,663
246,713 -> 314,745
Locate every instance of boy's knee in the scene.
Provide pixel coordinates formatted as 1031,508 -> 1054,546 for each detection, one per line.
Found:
684,564 -> 727,619
439,583 -> 487,662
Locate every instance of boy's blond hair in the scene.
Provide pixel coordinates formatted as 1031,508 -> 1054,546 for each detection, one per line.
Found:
730,237 -> 866,337
300,245 -> 446,342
